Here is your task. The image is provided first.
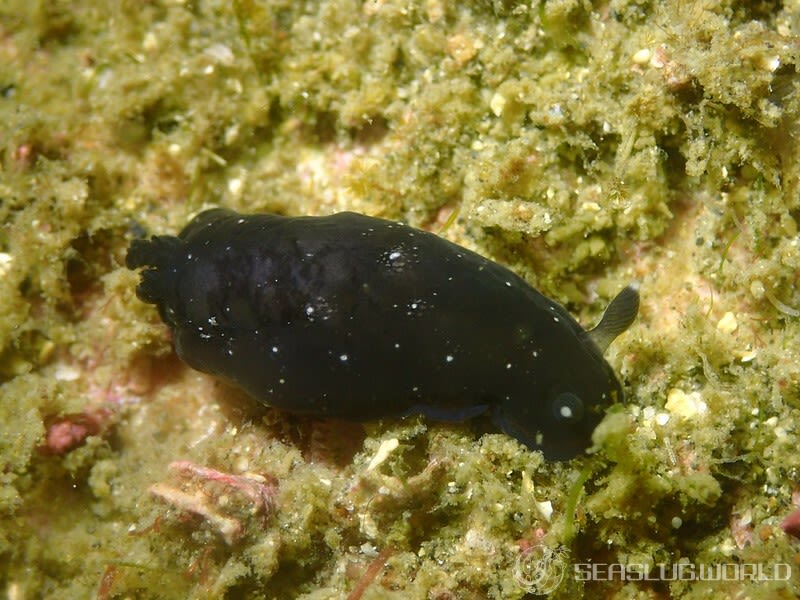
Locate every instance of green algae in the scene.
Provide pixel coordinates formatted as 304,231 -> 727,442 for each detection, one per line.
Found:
1,0 -> 800,598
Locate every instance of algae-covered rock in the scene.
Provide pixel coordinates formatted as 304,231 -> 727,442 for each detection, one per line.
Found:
2,0 -> 800,598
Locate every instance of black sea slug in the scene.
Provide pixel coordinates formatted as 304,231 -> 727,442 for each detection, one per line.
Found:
127,209 -> 638,460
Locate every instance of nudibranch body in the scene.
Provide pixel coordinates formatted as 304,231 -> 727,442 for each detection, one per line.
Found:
127,209 -> 638,461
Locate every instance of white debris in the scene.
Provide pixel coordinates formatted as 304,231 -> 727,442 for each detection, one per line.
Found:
665,388 -> 707,419
54,363 -> 81,382
366,438 -> 399,471
490,92 -> 507,117
716,311 -> 738,334
0,253 -> 12,277
632,48 -> 651,64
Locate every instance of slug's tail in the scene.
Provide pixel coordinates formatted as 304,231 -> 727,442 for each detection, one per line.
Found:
585,284 -> 640,353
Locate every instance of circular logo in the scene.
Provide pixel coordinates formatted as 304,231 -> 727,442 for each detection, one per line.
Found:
513,544 -> 568,594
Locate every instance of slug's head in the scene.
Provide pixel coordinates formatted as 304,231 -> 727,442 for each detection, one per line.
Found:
495,285 -> 639,461
125,210 -> 236,329
126,235 -> 184,327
